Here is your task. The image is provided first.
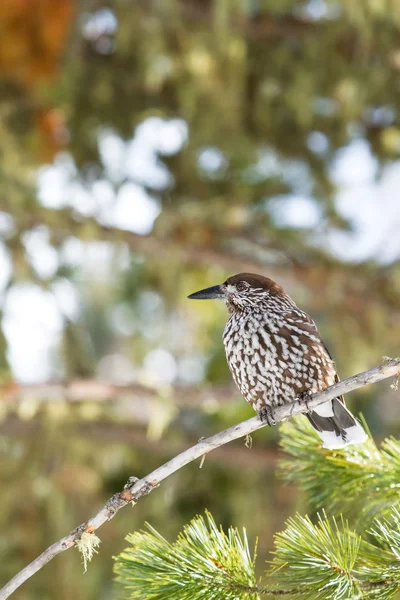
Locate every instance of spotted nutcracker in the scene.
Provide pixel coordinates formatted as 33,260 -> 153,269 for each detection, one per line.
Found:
188,272 -> 367,449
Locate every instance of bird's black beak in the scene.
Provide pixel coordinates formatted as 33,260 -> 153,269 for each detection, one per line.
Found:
188,284 -> 225,300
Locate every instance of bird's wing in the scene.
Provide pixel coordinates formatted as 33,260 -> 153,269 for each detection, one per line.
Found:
278,308 -> 345,403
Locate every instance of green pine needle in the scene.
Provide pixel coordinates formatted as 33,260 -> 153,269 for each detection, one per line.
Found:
267,510 -> 400,599
114,511 -> 259,600
114,423 -> 400,600
363,508 -> 400,596
268,512 -> 362,599
372,507 -> 400,556
278,417 -> 400,523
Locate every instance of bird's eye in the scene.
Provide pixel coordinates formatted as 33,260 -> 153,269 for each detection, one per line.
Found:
236,282 -> 247,292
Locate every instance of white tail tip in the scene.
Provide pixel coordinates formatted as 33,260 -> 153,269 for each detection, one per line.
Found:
319,423 -> 368,450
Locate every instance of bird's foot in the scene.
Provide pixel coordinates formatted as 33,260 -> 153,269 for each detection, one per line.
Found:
297,391 -> 312,414
258,405 -> 276,427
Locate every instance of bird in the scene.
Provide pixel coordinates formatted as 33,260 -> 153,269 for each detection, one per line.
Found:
188,272 -> 367,449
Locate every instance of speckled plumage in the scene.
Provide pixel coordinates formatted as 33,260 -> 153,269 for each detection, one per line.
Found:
222,275 -> 336,413
189,273 -> 368,449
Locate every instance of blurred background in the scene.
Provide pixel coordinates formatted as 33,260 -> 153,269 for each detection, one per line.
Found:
1,0 -> 400,598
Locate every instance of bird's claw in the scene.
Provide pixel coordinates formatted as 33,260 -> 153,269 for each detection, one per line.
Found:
297,391 -> 312,414
258,406 -> 276,427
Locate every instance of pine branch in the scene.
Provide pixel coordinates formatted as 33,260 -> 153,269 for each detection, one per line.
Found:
268,513 -> 363,599
114,512 -> 259,600
114,510 -> 400,600
278,416 -> 400,523
0,358 -> 399,600
267,511 -> 400,600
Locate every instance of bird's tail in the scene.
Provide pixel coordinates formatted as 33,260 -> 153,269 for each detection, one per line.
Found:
306,397 -> 368,450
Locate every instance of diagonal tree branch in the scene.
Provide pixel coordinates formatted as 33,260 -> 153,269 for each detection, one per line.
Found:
0,358 -> 399,600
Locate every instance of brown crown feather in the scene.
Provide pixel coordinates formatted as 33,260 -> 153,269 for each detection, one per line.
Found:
225,273 -> 286,296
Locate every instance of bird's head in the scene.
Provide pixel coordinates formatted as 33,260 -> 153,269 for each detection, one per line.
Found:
188,273 -> 287,313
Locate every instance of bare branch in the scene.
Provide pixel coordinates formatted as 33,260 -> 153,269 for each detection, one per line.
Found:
0,358 -> 399,600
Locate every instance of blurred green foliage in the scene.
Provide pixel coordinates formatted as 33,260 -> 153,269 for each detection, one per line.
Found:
1,0 -> 400,598
2,0 -> 400,384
